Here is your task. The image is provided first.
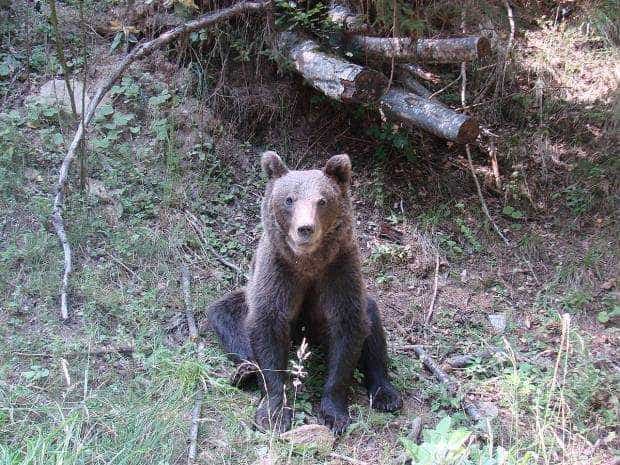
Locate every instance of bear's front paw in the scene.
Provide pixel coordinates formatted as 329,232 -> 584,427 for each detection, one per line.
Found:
369,382 -> 403,412
254,397 -> 292,433
319,396 -> 351,435
230,361 -> 258,389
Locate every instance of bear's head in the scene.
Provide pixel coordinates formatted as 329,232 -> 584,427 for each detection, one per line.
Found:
261,150 -> 351,256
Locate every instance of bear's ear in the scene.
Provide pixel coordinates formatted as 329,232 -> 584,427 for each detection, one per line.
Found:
261,150 -> 288,180
324,154 -> 351,188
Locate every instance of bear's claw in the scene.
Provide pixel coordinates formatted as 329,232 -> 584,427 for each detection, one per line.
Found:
369,382 -> 403,412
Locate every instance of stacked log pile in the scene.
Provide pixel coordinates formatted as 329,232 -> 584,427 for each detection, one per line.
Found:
281,3 -> 492,144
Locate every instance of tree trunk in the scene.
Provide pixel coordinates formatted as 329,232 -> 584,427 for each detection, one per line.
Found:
346,35 -> 491,63
380,88 -> 479,143
279,32 -> 387,103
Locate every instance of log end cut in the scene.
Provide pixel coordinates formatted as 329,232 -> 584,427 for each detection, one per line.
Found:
456,116 -> 480,144
342,68 -> 388,103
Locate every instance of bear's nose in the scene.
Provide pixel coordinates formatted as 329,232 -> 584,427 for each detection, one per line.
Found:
297,225 -> 315,239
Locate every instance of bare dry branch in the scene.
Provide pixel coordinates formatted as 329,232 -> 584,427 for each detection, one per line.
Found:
181,264 -> 206,464
51,1 -> 270,320
424,254 -> 440,325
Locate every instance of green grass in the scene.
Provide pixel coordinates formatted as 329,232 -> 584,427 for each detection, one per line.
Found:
1,1 -> 619,464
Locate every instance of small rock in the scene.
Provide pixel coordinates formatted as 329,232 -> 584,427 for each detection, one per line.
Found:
478,401 -> 499,419
35,79 -> 91,115
24,167 -> 42,182
488,313 -> 507,333
280,424 -> 334,455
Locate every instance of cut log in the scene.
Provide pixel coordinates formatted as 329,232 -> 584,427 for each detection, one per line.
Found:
327,3 -> 368,32
346,35 -> 491,63
380,88 -> 479,143
279,32 -> 387,103
417,36 -> 491,63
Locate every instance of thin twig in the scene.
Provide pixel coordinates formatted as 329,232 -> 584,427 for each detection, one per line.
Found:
427,74 -> 461,100
51,1 -> 270,320
187,389 -> 204,464
460,19 -> 510,246
424,254 -> 440,325
181,264 -> 209,459
182,264 -> 205,465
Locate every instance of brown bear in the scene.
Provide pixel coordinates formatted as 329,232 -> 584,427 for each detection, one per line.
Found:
208,151 -> 402,434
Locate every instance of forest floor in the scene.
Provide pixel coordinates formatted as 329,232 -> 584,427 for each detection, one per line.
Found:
0,1 -> 618,464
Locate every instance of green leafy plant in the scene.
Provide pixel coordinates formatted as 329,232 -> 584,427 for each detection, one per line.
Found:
368,124 -> 416,161
275,0 -> 335,39
400,416 -> 471,465
502,205 -> 525,220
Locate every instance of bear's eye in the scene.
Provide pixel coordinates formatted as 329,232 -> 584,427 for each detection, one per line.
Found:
318,198 -> 327,206
285,197 -> 293,206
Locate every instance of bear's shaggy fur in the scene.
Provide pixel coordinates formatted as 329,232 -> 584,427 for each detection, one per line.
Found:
208,151 -> 402,433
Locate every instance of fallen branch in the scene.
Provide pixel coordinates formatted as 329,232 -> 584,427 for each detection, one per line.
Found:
424,254 -> 440,325
279,32 -> 387,103
412,345 -> 483,422
380,87 -> 479,143
444,348 -> 503,369
51,1 -> 270,320
181,265 -> 206,465
346,35 -> 491,63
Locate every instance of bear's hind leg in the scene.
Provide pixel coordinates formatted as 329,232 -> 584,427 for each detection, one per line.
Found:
359,297 -> 403,412
208,289 -> 257,387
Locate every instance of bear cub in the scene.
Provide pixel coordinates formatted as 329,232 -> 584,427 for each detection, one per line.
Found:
208,151 -> 402,434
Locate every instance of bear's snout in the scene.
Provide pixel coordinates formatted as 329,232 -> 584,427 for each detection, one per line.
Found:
288,199 -> 322,254
297,224 -> 315,239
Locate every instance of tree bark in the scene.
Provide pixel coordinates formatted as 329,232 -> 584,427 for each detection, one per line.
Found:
279,32 -> 387,103
380,88 -> 479,143
346,35 -> 491,63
